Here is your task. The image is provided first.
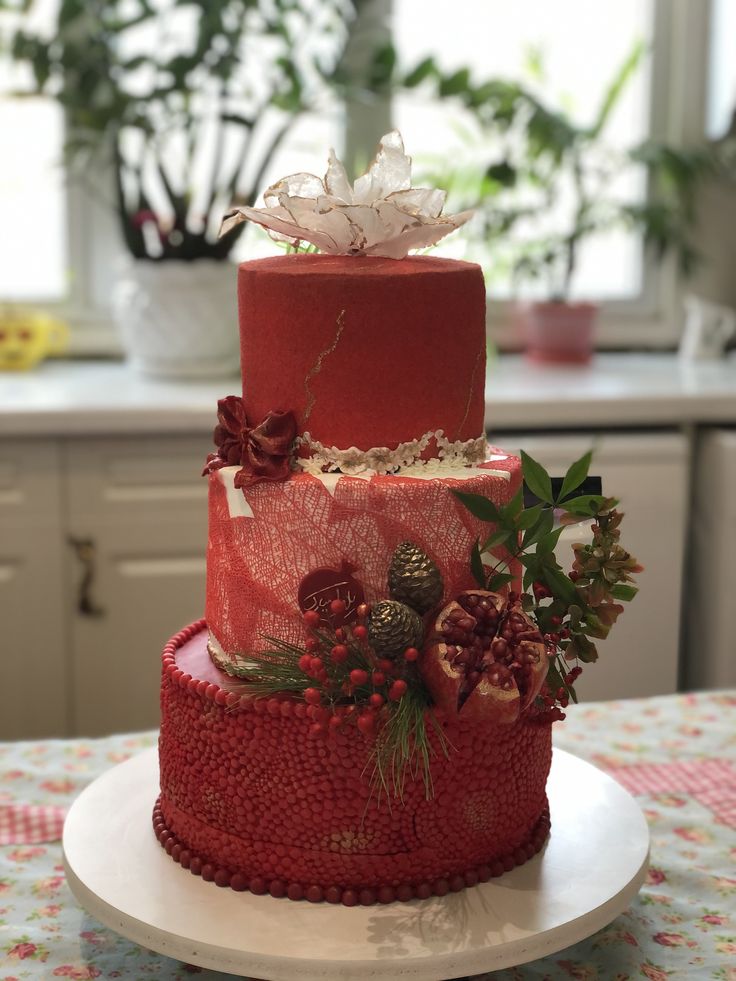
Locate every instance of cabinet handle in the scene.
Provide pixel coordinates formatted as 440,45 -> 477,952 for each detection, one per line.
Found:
68,536 -> 106,618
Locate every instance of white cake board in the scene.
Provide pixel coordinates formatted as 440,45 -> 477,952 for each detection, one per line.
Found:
63,747 -> 649,980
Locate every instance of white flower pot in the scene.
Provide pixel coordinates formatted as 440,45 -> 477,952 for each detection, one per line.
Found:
112,260 -> 240,378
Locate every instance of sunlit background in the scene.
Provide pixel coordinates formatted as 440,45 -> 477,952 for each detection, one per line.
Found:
2,0 -> 736,315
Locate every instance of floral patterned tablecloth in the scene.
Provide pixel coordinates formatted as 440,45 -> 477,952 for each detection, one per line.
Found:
1,691 -> 734,981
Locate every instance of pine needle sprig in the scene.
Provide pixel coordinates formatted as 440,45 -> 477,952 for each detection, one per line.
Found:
221,636 -> 307,698
221,620 -> 454,802
368,685 -> 451,805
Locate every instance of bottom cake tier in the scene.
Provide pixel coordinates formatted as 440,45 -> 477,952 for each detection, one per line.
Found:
156,621 -> 553,904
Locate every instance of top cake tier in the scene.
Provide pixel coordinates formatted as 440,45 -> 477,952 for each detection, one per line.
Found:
237,254 -> 486,454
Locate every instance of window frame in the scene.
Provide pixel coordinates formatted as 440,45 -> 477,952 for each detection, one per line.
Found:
16,0 -> 714,355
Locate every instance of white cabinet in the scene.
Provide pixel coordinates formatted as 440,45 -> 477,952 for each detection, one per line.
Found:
685,429 -> 736,689
0,436 -> 208,740
490,431 -> 689,701
64,437 -> 208,736
0,441 -> 68,739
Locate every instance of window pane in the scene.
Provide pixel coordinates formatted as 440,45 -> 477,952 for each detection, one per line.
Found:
0,7 -> 67,302
393,0 -> 654,301
707,0 -> 736,139
0,93 -> 67,302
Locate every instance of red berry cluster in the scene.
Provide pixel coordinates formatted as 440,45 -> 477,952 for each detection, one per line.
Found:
297,600 -> 417,738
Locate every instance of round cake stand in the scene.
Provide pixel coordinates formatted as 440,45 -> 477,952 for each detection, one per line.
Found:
63,748 -> 649,981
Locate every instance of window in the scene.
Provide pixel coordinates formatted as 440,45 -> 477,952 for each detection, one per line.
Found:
0,11 -> 66,301
393,0 -> 654,303
707,0 -> 736,139
0,0 -> 717,351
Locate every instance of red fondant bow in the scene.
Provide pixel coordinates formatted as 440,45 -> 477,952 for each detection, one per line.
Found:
203,395 -> 297,488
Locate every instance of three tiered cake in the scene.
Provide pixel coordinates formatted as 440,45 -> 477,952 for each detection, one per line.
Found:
154,133 -> 638,905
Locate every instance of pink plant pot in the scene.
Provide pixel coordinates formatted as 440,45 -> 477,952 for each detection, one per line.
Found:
517,301 -> 598,365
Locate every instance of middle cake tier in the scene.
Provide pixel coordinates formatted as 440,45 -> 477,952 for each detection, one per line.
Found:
206,452 -> 520,664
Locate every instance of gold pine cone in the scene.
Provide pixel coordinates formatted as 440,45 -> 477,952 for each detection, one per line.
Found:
388,541 -> 444,614
367,600 -> 424,658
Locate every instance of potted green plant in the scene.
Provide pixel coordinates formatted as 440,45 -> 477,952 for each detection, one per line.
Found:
6,0 -> 369,376
496,45 -> 712,362
385,43 -> 714,363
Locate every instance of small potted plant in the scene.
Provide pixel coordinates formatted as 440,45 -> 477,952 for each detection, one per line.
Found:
385,43 -> 714,363
7,0 -> 369,376
476,45 -> 714,362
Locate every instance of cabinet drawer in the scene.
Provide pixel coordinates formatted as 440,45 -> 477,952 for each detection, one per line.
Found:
64,435 -> 208,523
0,439 -> 63,520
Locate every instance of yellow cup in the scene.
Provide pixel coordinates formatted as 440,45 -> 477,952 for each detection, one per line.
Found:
0,310 -> 69,371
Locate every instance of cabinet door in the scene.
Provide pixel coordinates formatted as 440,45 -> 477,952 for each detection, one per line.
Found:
489,431 -> 688,700
685,428 -> 736,689
64,436 -> 208,737
0,441 -> 68,739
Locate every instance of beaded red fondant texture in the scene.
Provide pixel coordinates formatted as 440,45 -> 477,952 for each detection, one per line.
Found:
157,623 -> 553,901
206,456 -> 521,661
237,254 -> 486,452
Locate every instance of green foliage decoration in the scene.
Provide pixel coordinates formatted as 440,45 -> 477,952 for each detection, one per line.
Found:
453,449 -> 642,708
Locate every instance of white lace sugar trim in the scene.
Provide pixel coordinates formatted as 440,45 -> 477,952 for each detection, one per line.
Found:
294,430 -> 487,477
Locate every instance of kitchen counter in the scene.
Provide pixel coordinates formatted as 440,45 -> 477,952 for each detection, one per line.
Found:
1,353 -> 735,436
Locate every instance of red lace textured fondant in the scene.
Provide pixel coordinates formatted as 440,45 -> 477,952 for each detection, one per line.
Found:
206,454 -> 521,659
157,622 -> 553,903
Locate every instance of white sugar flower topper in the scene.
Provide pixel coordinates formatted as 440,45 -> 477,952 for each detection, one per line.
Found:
220,131 -> 473,259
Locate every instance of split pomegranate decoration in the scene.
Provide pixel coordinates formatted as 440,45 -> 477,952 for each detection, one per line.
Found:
422,590 -> 548,725
298,560 -> 365,626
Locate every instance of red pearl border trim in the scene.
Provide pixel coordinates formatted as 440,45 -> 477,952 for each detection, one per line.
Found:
152,795 -> 551,904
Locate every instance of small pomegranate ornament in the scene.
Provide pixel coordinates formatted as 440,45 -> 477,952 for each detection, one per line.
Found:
422,590 -> 548,724
298,560 -> 365,626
